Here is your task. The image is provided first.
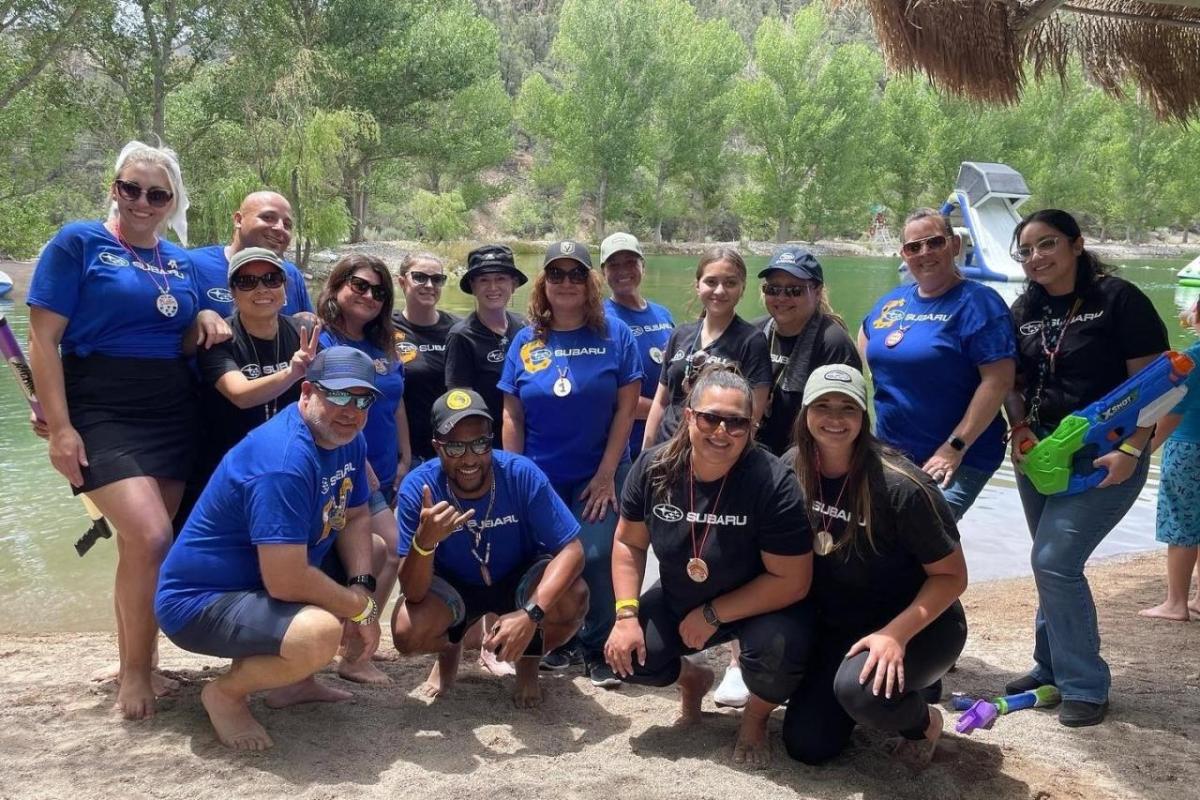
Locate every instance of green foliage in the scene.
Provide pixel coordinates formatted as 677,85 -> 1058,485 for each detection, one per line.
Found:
405,190 -> 471,241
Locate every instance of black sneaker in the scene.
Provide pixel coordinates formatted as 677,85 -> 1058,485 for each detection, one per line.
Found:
539,642 -> 581,672
587,660 -> 622,689
1059,700 -> 1108,727
1004,674 -> 1047,695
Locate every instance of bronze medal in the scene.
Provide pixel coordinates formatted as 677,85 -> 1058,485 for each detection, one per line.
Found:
814,530 -> 835,556
884,328 -> 905,348
686,557 -> 709,583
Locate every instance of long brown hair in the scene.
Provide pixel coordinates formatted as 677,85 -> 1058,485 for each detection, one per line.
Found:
526,268 -> 607,340
317,253 -> 397,358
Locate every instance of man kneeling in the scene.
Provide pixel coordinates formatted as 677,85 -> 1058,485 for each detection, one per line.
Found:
155,347 -> 385,750
392,388 -> 587,707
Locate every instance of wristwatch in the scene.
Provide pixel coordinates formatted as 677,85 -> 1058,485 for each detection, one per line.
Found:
702,602 -> 722,627
347,574 -> 377,594
947,434 -> 967,452
522,600 -> 545,625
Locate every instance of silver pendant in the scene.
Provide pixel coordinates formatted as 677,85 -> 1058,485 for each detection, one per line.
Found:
156,292 -> 179,318
686,557 -> 709,583
553,376 -> 572,397
884,328 -> 905,348
814,530 -> 835,556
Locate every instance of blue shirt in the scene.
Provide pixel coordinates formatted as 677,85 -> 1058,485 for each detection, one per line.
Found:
319,331 -> 406,490
189,245 -> 313,316
155,403 -> 370,635
604,297 -> 674,458
862,280 -> 1016,472
498,317 -> 642,486
396,451 -> 580,587
27,220 -> 199,358
1169,341 -> 1200,443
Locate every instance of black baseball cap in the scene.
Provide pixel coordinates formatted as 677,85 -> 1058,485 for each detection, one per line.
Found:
757,245 -> 824,283
542,240 -> 592,270
431,388 -> 493,437
460,244 -> 527,294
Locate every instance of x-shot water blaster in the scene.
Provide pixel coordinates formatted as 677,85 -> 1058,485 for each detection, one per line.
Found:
1018,350 -> 1194,496
953,686 -> 1061,735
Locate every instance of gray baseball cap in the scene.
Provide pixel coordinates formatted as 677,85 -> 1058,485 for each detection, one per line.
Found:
227,246 -> 284,281
308,346 -> 382,395
802,364 -> 867,410
600,232 -> 643,265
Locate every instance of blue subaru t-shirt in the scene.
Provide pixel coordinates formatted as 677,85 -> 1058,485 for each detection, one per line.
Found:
189,244 -> 313,316
1169,341 -> 1200,443
604,297 -> 674,458
396,450 -> 580,587
498,317 -> 642,486
862,280 -> 1016,472
154,403 -> 369,635
319,330 -> 406,490
27,220 -> 199,358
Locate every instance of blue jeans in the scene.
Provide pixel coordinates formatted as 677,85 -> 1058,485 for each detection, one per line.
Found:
552,461 -> 631,661
940,463 -> 995,522
1015,454 -> 1150,704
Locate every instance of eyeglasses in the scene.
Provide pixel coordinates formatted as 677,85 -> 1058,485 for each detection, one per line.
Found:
408,271 -> 448,287
313,384 -> 376,410
900,235 -> 949,258
347,275 -> 388,301
1011,236 -> 1062,263
114,179 -> 173,208
232,271 -> 286,291
546,266 -> 589,285
690,409 -> 752,437
435,435 -> 493,458
762,283 -> 815,297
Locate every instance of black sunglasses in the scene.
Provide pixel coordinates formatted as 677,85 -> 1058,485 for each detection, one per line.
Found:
313,384 -> 376,410
232,271 -> 286,291
347,275 -> 388,301
436,435 -> 493,458
690,409 -> 752,437
546,266 -> 589,285
900,234 -> 949,258
114,179 -> 173,208
408,271 -> 448,287
762,283 -> 815,297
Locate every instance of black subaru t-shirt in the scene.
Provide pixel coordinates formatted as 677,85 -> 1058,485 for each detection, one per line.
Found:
786,449 -> 959,633
197,313 -> 303,475
1010,276 -> 1168,430
622,443 -> 811,616
444,310 -> 526,444
654,315 -> 771,444
393,309 -> 461,460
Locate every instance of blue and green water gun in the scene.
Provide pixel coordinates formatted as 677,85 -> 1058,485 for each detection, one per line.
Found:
954,686 -> 1061,734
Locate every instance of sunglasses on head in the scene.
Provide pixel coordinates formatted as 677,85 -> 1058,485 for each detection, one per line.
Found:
690,409 -> 752,437
114,179 -> 173,208
232,270 -> 286,291
313,384 -> 376,410
546,265 -> 589,285
762,283 -> 815,297
408,271 -> 448,287
1011,235 -> 1062,263
435,435 -> 493,458
347,275 -> 388,301
900,234 -> 949,258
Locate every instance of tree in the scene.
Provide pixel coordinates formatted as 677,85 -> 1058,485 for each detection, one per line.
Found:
0,0 -> 93,113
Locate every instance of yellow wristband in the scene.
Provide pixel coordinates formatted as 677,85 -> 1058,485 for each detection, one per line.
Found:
614,598 -> 640,613
411,533 -> 436,556
1117,441 -> 1143,459
350,596 -> 377,624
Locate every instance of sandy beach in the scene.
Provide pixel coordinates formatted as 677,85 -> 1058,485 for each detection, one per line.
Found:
0,552 -> 1196,800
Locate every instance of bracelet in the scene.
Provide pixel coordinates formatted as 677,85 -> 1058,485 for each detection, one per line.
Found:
614,598 -> 640,613
350,596 -> 378,625
411,533 -> 437,556
1009,421 -> 1031,434
616,608 -> 639,620
1116,441 -> 1143,459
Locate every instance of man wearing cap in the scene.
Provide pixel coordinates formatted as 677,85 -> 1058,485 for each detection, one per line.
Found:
190,190 -> 313,318
156,346 -> 385,751
444,244 -> 528,442
391,388 -> 587,708
601,233 -> 674,460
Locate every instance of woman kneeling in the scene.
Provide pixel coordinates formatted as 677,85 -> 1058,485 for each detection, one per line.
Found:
605,366 -> 814,767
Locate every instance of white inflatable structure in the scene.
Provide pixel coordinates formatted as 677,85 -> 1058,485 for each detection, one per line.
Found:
1179,253 -> 1200,287
0,270 -> 12,299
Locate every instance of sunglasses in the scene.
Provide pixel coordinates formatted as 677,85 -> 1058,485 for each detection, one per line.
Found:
347,275 -> 388,301
232,271 -> 286,291
408,271 -> 448,287
313,384 -> 376,410
435,435 -> 493,458
762,283 -> 815,297
114,179 -> 174,208
1011,235 -> 1062,263
900,235 -> 949,258
690,409 -> 752,437
546,266 -> 589,285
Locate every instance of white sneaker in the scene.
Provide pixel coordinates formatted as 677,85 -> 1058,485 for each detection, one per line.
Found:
713,665 -> 750,708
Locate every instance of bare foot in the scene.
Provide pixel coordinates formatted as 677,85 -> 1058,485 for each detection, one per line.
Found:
479,647 -> 517,677
1189,598 -> 1200,617
732,703 -> 773,768
675,656 -> 714,727
201,681 -> 273,751
91,662 -> 121,683
115,670 -> 156,720
891,705 -> 942,770
263,677 -> 352,709
1139,602 -> 1190,622
421,643 -> 462,698
337,656 -> 393,685
512,657 -> 542,708
92,663 -> 179,697
371,649 -> 398,662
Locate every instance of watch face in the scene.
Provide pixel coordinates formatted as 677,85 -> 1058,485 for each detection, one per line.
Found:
523,601 -> 545,623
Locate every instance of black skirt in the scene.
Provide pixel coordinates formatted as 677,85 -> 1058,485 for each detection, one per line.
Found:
63,354 -> 198,493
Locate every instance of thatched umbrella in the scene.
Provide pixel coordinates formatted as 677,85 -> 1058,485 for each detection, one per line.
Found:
845,0 -> 1200,121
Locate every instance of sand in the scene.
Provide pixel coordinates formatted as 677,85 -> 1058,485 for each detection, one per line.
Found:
0,552 -> 1197,800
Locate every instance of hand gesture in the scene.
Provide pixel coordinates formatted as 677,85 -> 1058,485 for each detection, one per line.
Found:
1093,449 -> 1137,489
921,443 -> 964,489
847,631 -> 907,699
678,605 -> 717,650
1010,427 -> 1039,466
604,618 -> 646,678
578,469 -> 617,523
290,321 -> 322,378
482,610 -> 536,664
49,425 -> 88,487
415,484 -> 474,548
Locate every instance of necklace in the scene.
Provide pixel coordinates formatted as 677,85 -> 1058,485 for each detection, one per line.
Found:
686,460 -> 729,583
242,317 -> 283,421
884,284 -> 930,348
547,330 -> 574,397
445,475 -> 497,585
1026,297 -> 1084,428
111,222 -> 178,318
813,450 -> 850,556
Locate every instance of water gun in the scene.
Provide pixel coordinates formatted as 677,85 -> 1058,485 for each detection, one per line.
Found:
0,313 -> 113,556
954,685 -> 1061,734
1018,350 -> 1194,496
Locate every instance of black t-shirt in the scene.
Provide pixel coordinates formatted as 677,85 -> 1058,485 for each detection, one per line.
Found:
444,310 -> 526,443
752,314 -> 862,456
786,448 -> 959,633
654,315 -> 771,444
1010,276 -> 1169,430
393,309 -> 461,460
197,313 -> 303,475
621,443 -> 812,615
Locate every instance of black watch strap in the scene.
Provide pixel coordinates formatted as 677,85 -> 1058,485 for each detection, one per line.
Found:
702,602 -> 722,627
523,600 -> 545,624
348,574 -> 377,594
947,434 -> 967,452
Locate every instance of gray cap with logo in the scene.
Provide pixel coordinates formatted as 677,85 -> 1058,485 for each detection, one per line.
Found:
802,364 -> 867,410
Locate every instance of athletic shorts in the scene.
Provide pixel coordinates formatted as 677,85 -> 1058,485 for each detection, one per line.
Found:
166,589 -> 306,659
427,556 -> 550,650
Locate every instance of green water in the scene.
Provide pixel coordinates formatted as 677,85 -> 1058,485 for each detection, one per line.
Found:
1,254 -> 1196,632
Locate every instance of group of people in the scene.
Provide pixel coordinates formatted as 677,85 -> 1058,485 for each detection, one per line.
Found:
23,140 -> 1195,764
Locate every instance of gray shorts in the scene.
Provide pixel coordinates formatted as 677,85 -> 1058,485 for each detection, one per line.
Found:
166,590 -> 306,659
426,556 -> 551,643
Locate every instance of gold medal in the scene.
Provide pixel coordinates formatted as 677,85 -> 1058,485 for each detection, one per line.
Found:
686,557 -> 709,583
814,530 -> 835,556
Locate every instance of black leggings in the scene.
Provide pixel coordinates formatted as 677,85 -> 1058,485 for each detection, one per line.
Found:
620,582 -> 815,705
782,602 -> 967,764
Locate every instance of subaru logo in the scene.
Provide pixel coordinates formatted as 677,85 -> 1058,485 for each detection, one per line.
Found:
653,503 -> 684,523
